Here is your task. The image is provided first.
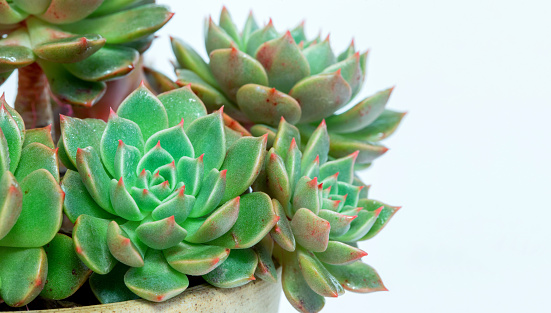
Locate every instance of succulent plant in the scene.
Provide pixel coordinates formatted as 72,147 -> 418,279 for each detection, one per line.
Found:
251,117 -> 400,313
59,84 -> 281,303
0,95 -> 90,307
0,0 -> 173,128
168,7 -> 405,170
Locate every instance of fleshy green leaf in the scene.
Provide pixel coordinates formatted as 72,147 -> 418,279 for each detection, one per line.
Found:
117,85 -> 169,140
0,172 -> 22,241
292,177 -> 320,217
203,249 -> 258,288
125,249 -> 189,302
344,109 -> 406,142
61,4 -> 173,44
39,60 -> 107,107
0,247 -> 47,307
14,143 -> 59,183
252,236 -> 278,283
290,208 -> 330,253
171,37 -> 220,88
302,38 -> 336,75
158,85 -> 208,128
76,146 -> 114,214
328,132 -> 388,165
64,46 -> 139,82
89,263 -> 140,304
186,110 -> 225,172
270,199 -> 295,251
184,196 -> 240,243
0,104 -> 23,172
322,53 -> 363,97
220,135 -> 267,202
302,121 -> 330,168
0,169 -> 63,247
107,220 -> 145,268
176,155 -> 204,197
40,234 -> 92,300
218,7 -> 241,45
333,208 -> 381,242
324,261 -> 387,293
205,17 -> 234,55
60,115 -> 106,168
358,199 -> 401,240
318,209 -> 356,238
265,149 -> 291,208
136,216 -> 187,250
22,125 -> 54,149
210,47 -> 268,102
190,168 -> 226,218
164,242 -> 230,276
27,18 -> 105,63
241,11 -> 259,50
0,29 -> 35,72
145,121 -> 194,162
62,169 -> 117,223
314,241 -> 367,265
175,69 -> 238,114
297,247 -> 344,297
289,71 -> 351,123
281,250 -> 325,313
325,88 -> 393,133
246,20 -> 279,56
73,214 -> 117,275
208,192 -> 277,249
255,31 -> 310,93
319,151 -> 357,184
236,84 -> 301,126
36,0 -> 103,24
0,0 -> 28,24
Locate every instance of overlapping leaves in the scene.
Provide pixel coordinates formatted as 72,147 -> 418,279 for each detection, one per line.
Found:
59,85 -> 279,303
251,118 -> 399,313
0,0 -> 173,109
0,96 -> 84,307
167,7 -> 405,168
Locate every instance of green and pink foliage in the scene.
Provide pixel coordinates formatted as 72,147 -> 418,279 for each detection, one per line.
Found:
0,0 -> 173,108
167,7 -> 405,169
0,95 -> 89,307
251,118 -> 400,313
59,84 -> 279,303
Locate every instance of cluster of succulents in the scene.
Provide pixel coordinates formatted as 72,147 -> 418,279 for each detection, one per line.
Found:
167,8 -> 405,170
0,0 -> 173,127
58,85 -> 281,302
251,118 -> 399,312
0,6 -> 403,313
0,95 -> 79,307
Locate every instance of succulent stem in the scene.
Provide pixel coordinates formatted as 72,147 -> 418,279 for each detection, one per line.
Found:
14,62 -> 52,129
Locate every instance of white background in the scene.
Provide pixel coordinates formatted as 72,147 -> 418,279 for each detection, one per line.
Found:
2,1 -> 550,312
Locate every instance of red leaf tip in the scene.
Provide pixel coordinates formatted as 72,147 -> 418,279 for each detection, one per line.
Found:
220,169 -> 228,178
350,150 -> 360,160
118,177 -> 124,185
198,153 -> 204,161
307,177 -> 318,188
178,185 -> 186,196
155,140 -> 162,148
178,118 -> 184,127
374,206 -> 384,215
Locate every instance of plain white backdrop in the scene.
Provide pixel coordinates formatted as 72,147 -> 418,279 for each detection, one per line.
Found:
2,1 -> 550,312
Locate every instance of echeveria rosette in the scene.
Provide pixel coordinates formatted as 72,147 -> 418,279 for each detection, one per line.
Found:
0,96 -> 89,307
252,118 -> 400,313
59,84 -> 279,303
168,7 -> 405,169
0,0 -> 173,127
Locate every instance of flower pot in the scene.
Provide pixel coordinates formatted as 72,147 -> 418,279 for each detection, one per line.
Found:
0,273 -> 281,313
